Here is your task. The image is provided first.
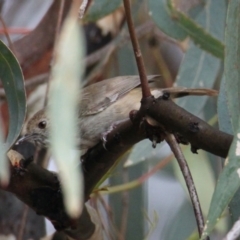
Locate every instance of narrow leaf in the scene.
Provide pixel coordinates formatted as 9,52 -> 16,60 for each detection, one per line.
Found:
48,9 -> 85,218
0,40 -> 26,149
203,0 -> 240,237
0,40 -> 26,185
201,123 -> 240,239
224,0 -> 240,133
167,0 -> 224,59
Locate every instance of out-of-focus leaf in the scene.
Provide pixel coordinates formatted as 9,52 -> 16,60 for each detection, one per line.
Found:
0,40 -> 25,184
201,124 -> 240,239
83,0 -> 122,22
202,1 -> 240,237
48,8 -> 85,218
176,0 -> 226,115
124,140 -> 166,168
148,0 -> 188,40
218,76 -> 233,135
167,0 -> 224,59
176,43 -> 220,115
218,0 -> 240,227
223,3 -> 240,133
0,40 -> 26,149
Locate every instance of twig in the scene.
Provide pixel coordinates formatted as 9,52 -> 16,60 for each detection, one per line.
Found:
97,193 -> 117,239
119,169 -> 129,240
164,133 -> 208,239
123,0 -> 151,98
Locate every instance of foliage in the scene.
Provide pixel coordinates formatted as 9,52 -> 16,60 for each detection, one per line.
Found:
0,0 -> 239,239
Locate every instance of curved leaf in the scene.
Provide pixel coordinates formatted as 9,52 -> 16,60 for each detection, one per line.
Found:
0,40 -> 26,150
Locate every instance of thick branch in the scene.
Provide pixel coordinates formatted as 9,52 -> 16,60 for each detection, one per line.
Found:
5,151 -> 95,240
144,96 -> 232,158
1,95 -> 233,237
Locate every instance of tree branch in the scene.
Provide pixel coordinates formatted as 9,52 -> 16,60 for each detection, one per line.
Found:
165,133 -> 208,240
123,0 -> 151,97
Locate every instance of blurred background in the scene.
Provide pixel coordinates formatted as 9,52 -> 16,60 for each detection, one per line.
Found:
0,0 -> 227,239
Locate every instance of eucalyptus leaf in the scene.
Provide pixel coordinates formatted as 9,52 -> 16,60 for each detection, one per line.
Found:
176,0 -> 226,115
0,40 -> 25,184
203,0 -> 240,237
167,0 -> 224,59
48,10 -> 85,218
201,121 -> 240,239
0,40 -> 26,149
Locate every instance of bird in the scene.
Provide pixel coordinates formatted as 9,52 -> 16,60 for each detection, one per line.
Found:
16,75 -> 218,154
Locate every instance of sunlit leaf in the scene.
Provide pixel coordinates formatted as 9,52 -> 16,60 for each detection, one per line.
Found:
48,8 -> 85,218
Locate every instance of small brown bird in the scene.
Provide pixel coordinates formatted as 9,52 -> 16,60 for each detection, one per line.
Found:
16,75 -> 217,154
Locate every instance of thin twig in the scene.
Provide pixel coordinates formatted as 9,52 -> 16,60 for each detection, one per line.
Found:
123,0 -> 151,98
164,133 -> 208,240
0,14 -> 16,54
91,196 -> 114,240
119,169 -> 129,240
44,0 -> 66,107
97,193 -> 117,239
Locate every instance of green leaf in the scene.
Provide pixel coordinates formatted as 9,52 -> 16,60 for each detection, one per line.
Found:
218,76 -> 233,135
83,0 -> 122,22
224,0 -> 240,133
148,0 -> 188,40
176,0 -> 226,114
167,0 -> 224,59
201,122 -> 240,239
48,9 -> 85,218
203,0 -> 240,237
0,40 -> 26,150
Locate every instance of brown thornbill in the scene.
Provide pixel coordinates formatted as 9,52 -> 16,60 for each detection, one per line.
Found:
16,75 -> 217,154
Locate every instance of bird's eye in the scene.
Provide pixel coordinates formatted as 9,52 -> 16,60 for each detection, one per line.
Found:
38,120 -> 47,129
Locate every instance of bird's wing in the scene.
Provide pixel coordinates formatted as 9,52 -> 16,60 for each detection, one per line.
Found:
79,75 -> 160,116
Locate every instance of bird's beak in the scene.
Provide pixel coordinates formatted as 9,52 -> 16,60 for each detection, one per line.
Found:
15,134 -> 33,145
